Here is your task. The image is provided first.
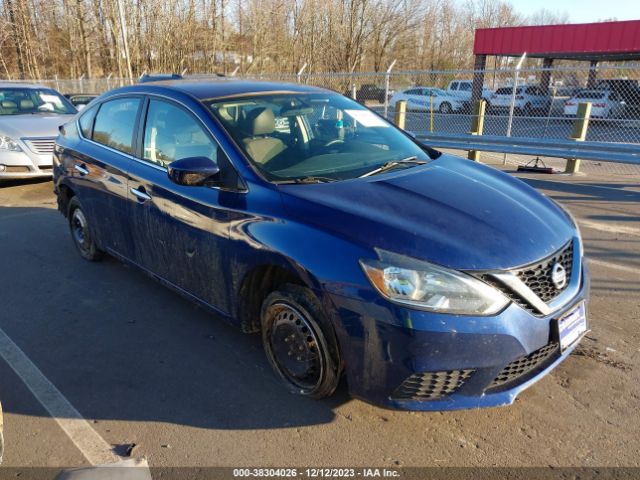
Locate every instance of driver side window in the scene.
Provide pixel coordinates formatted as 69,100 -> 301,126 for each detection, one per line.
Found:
142,99 -> 216,168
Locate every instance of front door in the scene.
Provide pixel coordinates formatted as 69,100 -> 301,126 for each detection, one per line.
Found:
127,97 -> 239,313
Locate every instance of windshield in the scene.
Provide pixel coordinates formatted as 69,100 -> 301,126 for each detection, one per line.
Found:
206,92 -> 433,182
0,87 -> 77,116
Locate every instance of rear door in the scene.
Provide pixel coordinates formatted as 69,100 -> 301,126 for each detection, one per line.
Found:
65,96 -> 142,259
126,97 -> 241,313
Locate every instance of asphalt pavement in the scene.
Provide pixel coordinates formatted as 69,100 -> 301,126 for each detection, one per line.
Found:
0,165 -> 638,477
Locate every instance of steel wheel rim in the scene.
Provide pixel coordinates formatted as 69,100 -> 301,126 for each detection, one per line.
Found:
268,303 -> 324,392
71,209 -> 91,254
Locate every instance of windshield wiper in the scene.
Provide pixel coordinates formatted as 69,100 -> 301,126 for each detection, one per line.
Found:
358,156 -> 427,178
294,176 -> 337,184
275,176 -> 337,185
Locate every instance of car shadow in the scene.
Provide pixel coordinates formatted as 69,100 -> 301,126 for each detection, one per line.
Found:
0,206 -> 345,431
518,177 -> 640,203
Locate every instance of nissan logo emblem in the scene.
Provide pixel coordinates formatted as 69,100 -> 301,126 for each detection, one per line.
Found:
551,263 -> 567,289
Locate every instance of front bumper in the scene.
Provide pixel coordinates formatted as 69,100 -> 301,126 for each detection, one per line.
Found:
0,144 -> 54,179
327,262 -> 590,411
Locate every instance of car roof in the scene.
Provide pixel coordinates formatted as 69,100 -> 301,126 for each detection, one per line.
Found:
105,79 -> 331,101
0,82 -> 50,90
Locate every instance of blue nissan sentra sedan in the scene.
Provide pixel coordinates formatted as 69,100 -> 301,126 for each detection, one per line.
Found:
53,80 -> 589,411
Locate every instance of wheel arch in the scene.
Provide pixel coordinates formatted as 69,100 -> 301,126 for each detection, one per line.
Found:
236,262 -> 313,333
56,182 -> 76,217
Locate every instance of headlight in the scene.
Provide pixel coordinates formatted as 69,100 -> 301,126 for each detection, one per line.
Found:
360,251 -> 509,315
0,136 -> 22,152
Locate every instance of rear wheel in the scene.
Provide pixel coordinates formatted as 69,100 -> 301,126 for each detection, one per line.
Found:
261,284 -> 340,398
68,197 -> 103,261
439,102 -> 452,114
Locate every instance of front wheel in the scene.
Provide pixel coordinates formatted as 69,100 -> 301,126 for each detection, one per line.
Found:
261,285 -> 340,398
68,197 -> 103,261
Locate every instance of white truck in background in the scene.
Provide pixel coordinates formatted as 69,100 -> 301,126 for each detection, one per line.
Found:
446,80 -> 494,105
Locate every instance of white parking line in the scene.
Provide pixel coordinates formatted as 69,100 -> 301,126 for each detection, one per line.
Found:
588,258 -> 640,275
0,326 -> 118,465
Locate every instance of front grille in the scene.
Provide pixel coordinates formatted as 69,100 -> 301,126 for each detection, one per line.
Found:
481,242 -> 575,315
393,369 -> 474,401
487,342 -> 560,391
23,138 -> 56,155
516,242 -> 573,303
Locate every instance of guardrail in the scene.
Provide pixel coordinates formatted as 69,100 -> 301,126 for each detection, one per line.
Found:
414,132 -> 640,165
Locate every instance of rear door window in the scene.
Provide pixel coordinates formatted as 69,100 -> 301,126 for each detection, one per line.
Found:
92,98 -> 141,155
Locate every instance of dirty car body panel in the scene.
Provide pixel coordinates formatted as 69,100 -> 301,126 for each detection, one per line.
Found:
53,80 -> 589,410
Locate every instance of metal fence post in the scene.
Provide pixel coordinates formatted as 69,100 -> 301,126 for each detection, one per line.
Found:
565,102 -> 592,174
384,59 -> 397,119
352,84 -> 357,100
468,99 -> 486,162
394,100 -> 407,130
297,63 -> 307,83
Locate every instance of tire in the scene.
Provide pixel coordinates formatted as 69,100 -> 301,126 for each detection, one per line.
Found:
261,284 -> 340,399
67,197 -> 104,261
439,102 -> 452,114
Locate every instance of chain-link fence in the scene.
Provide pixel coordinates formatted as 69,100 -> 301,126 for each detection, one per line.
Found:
4,63 -> 640,173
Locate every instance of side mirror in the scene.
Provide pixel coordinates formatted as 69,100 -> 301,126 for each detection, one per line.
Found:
167,156 -> 220,187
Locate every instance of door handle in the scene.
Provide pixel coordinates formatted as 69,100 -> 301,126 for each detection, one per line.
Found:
130,187 -> 151,202
74,164 -> 89,176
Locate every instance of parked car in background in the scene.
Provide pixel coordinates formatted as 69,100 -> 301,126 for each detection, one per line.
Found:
489,85 -> 551,115
138,73 -> 184,83
390,87 -> 466,113
564,90 -> 626,119
355,84 -> 388,103
446,80 -> 493,105
54,80 -> 588,411
64,93 -> 98,110
553,86 -> 582,99
0,83 -> 77,179
595,79 -> 640,116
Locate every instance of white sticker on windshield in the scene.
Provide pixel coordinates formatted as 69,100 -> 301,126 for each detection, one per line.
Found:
344,109 -> 389,128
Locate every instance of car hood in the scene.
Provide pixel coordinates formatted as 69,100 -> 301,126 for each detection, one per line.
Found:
279,154 -> 575,271
0,114 -> 74,138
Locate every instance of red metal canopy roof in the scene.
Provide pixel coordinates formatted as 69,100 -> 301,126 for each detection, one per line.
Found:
474,20 -> 640,60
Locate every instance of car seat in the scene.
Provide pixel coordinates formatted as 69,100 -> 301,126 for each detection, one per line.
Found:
240,107 -> 286,165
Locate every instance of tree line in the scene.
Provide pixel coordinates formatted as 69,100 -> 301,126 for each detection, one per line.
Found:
1,0 -> 569,80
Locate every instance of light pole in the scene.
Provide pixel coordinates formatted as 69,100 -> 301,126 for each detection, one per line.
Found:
116,0 -> 134,84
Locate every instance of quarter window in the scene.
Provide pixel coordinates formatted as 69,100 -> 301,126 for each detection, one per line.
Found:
142,100 -> 216,168
78,104 -> 98,138
92,98 -> 141,155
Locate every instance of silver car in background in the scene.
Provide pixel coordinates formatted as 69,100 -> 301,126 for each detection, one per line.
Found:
0,83 -> 77,180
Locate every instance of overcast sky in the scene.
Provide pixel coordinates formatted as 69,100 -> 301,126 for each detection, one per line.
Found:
516,0 -> 640,23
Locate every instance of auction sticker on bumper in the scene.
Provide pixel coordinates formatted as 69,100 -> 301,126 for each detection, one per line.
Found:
558,303 -> 587,351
